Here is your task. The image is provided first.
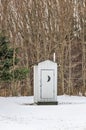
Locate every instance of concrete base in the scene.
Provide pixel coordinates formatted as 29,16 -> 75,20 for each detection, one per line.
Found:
37,102 -> 58,105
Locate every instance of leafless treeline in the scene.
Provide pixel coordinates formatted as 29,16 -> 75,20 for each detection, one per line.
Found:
0,0 -> 86,96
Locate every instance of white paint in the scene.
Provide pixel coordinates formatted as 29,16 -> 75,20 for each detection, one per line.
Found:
53,52 -> 56,62
34,65 -> 38,103
34,60 -> 57,103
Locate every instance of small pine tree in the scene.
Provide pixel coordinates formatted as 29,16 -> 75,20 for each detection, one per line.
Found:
0,33 -> 29,83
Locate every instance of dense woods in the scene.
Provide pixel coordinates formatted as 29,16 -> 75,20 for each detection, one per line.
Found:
0,0 -> 86,96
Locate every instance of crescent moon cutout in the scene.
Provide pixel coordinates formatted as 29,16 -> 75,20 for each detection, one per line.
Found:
47,75 -> 51,82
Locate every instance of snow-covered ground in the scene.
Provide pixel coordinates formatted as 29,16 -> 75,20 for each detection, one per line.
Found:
0,95 -> 86,130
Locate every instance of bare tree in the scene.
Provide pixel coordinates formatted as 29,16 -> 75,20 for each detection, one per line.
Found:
0,0 -> 86,96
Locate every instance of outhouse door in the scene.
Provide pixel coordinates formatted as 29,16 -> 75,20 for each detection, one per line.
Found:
40,69 -> 54,99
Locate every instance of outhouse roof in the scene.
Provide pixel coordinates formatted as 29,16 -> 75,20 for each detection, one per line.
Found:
38,60 -> 57,66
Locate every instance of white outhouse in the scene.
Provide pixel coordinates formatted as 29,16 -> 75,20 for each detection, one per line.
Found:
34,60 -> 58,105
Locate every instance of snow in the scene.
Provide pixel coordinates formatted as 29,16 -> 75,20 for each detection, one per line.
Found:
0,95 -> 86,130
